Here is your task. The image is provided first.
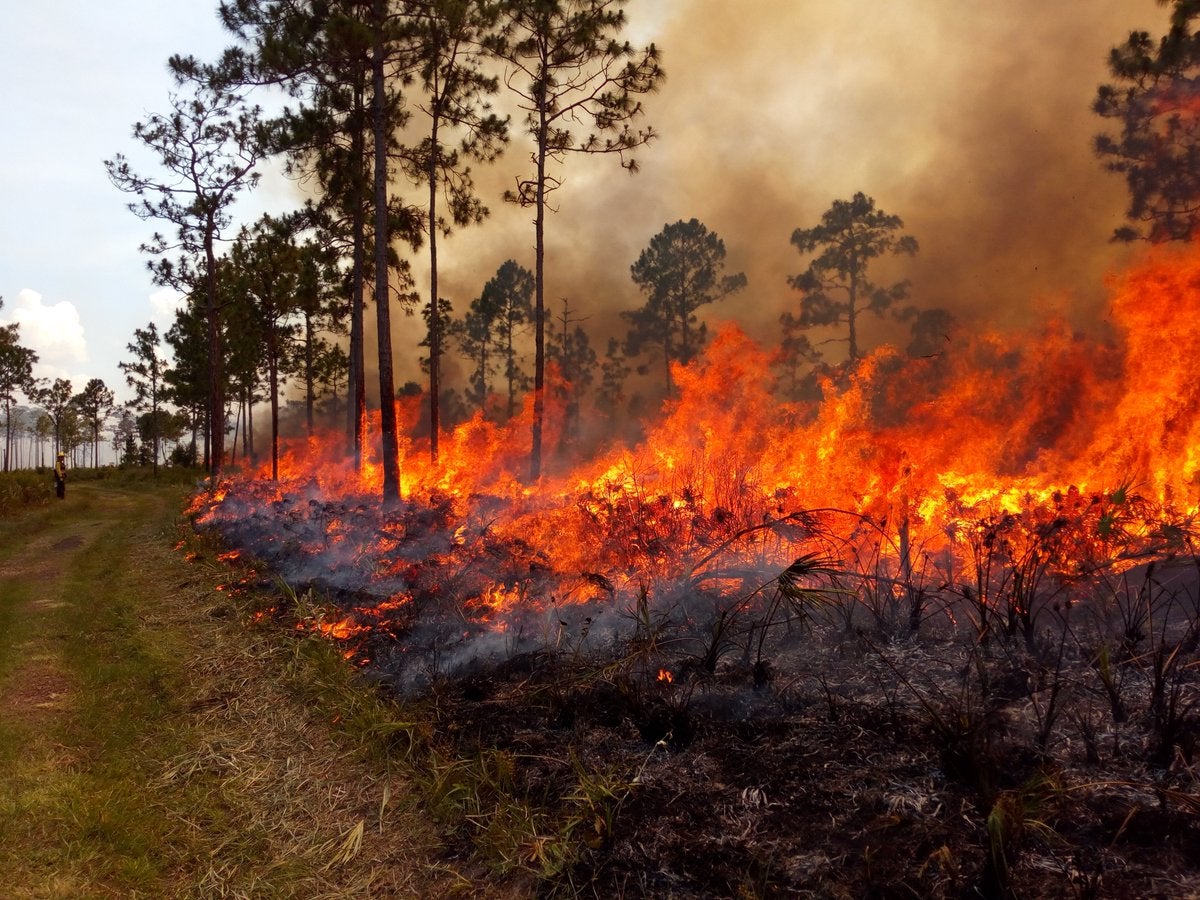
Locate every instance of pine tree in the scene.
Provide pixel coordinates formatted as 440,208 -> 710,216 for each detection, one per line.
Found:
788,193 -> 918,363
33,378 -> 75,459
106,74 -> 265,477
72,379 -> 115,468
548,298 -> 597,449
490,0 -> 662,479
1094,0 -> 1200,241
228,214 -> 305,480
0,297 -> 39,472
625,218 -> 746,395
119,324 -> 171,477
480,259 -> 534,419
408,0 -> 508,460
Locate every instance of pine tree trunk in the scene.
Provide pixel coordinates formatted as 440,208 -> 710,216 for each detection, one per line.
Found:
269,332 -> 280,481
531,94 -> 548,481
304,311 -> 315,437
349,68 -> 368,470
373,0 -> 401,506
428,107 -> 442,462
847,267 -> 859,362
204,222 -> 224,477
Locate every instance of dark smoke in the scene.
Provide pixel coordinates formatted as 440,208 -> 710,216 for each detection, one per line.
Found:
406,0 -> 1160,386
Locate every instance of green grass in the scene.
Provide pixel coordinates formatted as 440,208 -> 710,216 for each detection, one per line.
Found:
0,465 -> 205,518
0,468 -> 53,514
0,484 -> 203,894
0,481 -> 479,897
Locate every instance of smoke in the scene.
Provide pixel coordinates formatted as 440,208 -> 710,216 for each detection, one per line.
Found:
405,0 -> 1161,383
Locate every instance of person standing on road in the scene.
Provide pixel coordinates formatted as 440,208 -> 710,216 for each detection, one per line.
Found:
54,451 -> 66,499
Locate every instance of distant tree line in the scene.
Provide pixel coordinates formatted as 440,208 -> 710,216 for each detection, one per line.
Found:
0,290 -> 206,473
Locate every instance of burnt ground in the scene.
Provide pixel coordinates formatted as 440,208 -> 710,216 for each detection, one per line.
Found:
406,633 -> 1200,900
199,484 -> 1200,898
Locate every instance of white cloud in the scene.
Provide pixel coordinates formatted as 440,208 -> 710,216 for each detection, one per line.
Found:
149,287 -> 187,328
1,289 -> 89,381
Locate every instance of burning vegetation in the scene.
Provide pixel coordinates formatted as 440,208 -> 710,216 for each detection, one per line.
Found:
189,243 -> 1200,897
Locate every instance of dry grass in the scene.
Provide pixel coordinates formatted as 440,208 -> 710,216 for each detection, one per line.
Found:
0,481 -> 515,898
139,533 -> 500,898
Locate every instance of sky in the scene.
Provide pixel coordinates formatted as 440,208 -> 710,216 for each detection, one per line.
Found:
0,1 -> 288,405
0,0 -> 1168,416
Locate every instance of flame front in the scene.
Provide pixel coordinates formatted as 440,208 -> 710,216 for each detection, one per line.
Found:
195,243 -> 1200,673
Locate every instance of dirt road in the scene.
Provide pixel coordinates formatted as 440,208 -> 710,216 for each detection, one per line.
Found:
0,480 -> 464,898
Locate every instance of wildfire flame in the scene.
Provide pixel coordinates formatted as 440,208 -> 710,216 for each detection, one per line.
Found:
315,616 -> 367,640
193,242 -> 1200,672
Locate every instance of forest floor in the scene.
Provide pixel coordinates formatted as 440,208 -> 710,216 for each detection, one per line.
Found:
3,476 -> 1198,899
0,478 -> 507,899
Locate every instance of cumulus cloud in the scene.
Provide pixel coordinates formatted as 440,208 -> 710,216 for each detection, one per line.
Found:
149,287 -> 187,328
0,288 -> 89,382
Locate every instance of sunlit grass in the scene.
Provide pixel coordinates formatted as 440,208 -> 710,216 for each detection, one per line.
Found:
0,487 -> 199,893
0,480 -> 471,896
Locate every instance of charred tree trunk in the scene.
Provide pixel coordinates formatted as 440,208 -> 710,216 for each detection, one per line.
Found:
531,91 -> 548,481
349,68 -> 368,470
428,112 -> 442,463
847,266 -> 859,363
3,398 -> 11,473
268,330 -> 280,481
230,398 -> 241,466
246,385 -> 254,464
204,222 -> 224,477
304,309 -> 315,437
373,0 -> 401,506
202,405 -> 211,471
506,317 -> 518,421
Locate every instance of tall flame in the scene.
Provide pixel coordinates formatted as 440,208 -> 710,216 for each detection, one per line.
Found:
196,242 -> 1200,656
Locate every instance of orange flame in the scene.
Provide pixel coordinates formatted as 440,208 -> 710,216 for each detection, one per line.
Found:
316,617 -> 367,640
199,241 -> 1200,656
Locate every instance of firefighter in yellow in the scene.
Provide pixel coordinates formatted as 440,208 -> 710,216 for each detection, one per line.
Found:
54,451 -> 66,499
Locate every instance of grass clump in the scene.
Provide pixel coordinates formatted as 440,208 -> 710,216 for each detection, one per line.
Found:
0,469 -> 53,515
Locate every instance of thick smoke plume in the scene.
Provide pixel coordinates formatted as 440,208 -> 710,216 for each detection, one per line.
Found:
405,0 -> 1161,386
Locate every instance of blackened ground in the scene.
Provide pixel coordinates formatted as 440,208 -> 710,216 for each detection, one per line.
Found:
199,488 -> 1200,896
414,637 -> 1199,899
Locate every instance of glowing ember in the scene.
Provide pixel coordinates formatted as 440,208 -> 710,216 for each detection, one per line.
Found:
315,617 -> 367,640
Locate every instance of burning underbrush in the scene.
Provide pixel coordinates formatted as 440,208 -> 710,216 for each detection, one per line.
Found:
189,246 -> 1200,897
